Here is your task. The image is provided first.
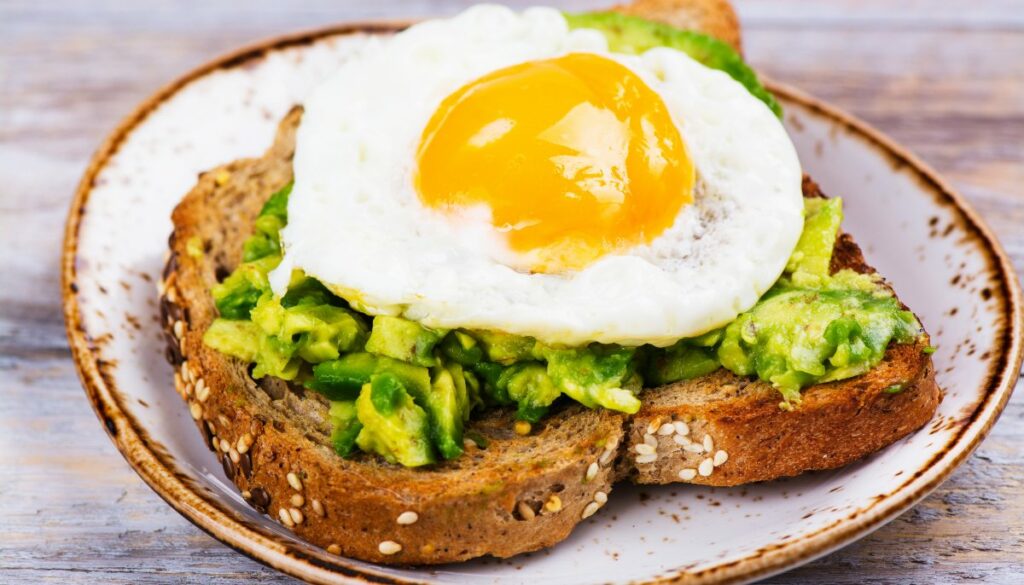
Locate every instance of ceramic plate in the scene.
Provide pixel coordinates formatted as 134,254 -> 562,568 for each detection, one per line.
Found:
63,23 -> 1022,585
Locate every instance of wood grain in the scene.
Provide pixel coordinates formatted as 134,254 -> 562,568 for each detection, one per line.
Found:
1,1 -> 1022,583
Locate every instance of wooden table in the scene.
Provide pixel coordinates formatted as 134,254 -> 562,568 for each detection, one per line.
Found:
2,1 -> 1022,582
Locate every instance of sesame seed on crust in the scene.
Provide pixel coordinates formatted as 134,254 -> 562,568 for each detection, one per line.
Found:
195,379 -> 210,402
378,540 -> 402,555
635,453 -> 657,464
278,508 -> 295,528
517,501 -> 536,521
646,420 -> 661,435
237,433 -> 253,454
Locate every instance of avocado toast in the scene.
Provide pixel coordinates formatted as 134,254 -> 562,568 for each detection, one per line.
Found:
159,0 -> 939,565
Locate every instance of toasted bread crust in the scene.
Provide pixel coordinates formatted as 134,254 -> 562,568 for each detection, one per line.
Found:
161,108 -> 625,565
613,0 -> 743,53
621,337 -> 939,487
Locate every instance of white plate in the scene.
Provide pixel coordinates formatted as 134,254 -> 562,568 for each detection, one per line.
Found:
63,24 -> 1022,585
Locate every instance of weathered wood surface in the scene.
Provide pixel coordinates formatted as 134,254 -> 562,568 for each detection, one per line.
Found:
1,0 -> 1022,583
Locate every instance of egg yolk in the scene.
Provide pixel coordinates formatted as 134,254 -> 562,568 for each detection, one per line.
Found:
415,53 -> 694,273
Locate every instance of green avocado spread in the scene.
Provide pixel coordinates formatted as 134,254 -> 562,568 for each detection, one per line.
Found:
201,15 -> 924,467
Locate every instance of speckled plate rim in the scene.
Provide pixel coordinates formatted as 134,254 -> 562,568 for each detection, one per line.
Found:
62,21 -> 1023,585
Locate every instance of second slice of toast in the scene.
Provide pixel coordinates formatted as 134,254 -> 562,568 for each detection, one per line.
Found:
619,180 -> 939,486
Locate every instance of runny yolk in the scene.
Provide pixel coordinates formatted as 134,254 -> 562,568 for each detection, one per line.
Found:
415,52 -> 695,273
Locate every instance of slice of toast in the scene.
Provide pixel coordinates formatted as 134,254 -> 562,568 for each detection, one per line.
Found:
158,0 -> 939,565
162,107 -> 626,565
618,178 -> 940,487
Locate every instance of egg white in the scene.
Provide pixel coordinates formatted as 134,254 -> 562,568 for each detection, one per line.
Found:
270,4 -> 804,347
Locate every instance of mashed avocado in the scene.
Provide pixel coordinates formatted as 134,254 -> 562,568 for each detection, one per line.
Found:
205,184 -> 924,465
645,197 -> 923,406
202,18 -> 924,466
717,276 -> 921,405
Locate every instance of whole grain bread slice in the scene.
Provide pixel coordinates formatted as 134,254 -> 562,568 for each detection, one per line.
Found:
618,178 -> 940,487
161,108 -> 626,564
158,0 -> 939,566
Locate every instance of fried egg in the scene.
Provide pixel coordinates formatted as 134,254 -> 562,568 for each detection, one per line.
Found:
270,5 -> 804,347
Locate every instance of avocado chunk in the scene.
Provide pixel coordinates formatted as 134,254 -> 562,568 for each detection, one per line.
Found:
308,353 -> 379,400
564,11 -> 782,117
354,373 -> 436,466
643,342 -> 721,386
718,274 -> 922,405
417,366 -> 469,459
471,361 -> 514,405
207,269 -> 367,381
203,318 -> 300,380
500,362 -> 562,422
211,255 -> 278,319
250,292 -> 367,363
541,345 -> 642,414
474,330 -> 536,364
439,330 -> 484,366
280,274 -> 342,309
461,366 -> 484,411
202,319 -> 262,363
310,353 -> 465,458
787,197 -> 843,279
328,400 -> 363,458
365,316 -> 445,367
309,352 -> 432,399
242,182 -> 292,261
